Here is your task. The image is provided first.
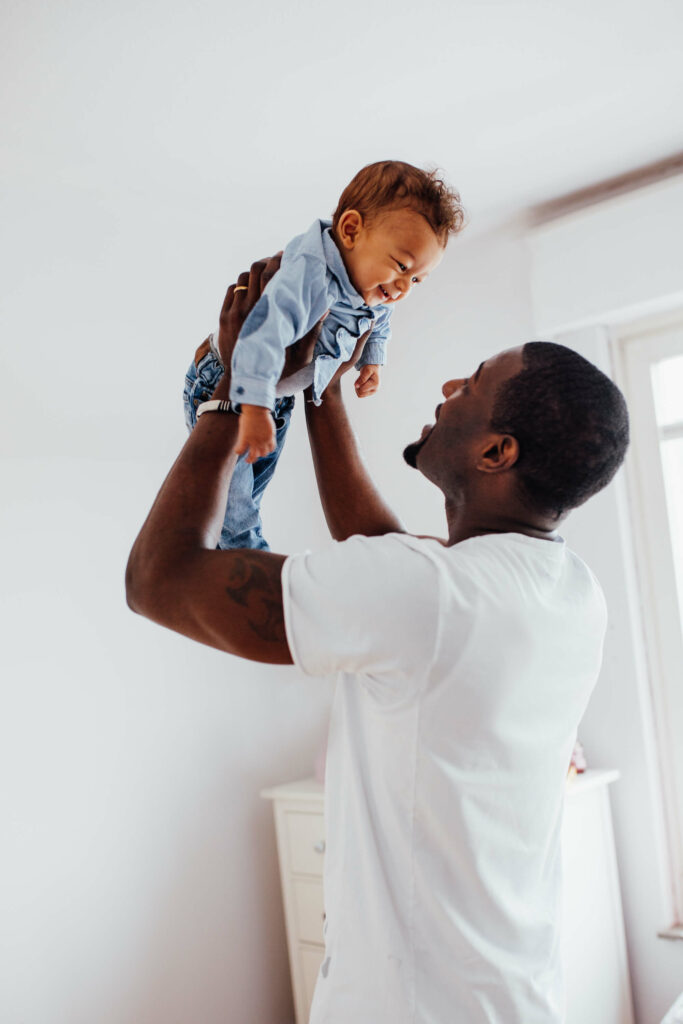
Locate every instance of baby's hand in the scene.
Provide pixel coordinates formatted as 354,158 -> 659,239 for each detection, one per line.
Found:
355,364 -> 381,398
234,404 -> 276,464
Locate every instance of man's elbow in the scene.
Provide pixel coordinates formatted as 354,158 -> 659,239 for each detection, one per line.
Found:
125,553 -> 143,615
125,550 -> 156,618
125,547 -> 190,627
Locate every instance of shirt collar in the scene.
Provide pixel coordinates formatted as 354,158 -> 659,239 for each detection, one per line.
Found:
319,221 -> 369,310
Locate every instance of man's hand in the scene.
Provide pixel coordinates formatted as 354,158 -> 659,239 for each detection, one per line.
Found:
317,330 -> 372,397
302,330 -> 373,405
214,252 -> 328,386
355,364 -> 381,398
281,311 -> 328,380
216,254 -> 283,371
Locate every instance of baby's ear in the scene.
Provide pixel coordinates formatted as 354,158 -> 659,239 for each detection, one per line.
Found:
336,209 -> 363,248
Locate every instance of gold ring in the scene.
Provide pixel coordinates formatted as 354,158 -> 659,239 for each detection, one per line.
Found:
234,285 -> 248,292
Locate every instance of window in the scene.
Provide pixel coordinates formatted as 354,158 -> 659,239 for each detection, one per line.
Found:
653,355 -> 683,625
616,313 -> 683,925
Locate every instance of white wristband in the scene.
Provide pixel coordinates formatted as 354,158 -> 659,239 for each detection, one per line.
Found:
196,399 -> 240,417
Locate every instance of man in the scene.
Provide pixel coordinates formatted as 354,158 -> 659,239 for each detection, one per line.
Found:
126,255 -> 629,1023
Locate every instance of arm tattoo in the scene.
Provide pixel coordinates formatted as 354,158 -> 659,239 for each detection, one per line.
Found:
224,554 -> 286,644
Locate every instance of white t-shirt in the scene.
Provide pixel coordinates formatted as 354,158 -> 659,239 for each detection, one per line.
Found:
282,531 -> 607,1024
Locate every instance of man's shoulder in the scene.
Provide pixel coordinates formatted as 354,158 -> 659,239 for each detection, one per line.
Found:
285,532 -> 443,575
329,532 -> 450,587
453,532 -> 605,613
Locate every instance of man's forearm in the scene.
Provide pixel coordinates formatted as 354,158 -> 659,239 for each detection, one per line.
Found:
125,376 -> 292,663
127,377 -> 237,583
305,382 -> 405,541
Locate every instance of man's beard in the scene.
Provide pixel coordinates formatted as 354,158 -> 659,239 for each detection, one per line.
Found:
402,433 -> 429,469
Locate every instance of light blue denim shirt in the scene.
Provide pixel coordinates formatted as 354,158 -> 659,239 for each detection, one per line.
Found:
229,219 -> 392,409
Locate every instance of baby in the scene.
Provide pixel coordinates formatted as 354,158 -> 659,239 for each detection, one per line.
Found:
184,160 -> 465,550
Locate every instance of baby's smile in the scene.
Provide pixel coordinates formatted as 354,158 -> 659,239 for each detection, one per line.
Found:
377,283 -> 400,303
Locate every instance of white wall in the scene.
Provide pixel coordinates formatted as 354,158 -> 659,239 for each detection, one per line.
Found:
528,182 -> 683,1024
530,176 -> 683,335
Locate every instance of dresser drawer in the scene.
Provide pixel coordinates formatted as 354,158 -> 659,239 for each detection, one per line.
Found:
300,944 -> 325,1015
285,811 -> 326,876
293,878 -> 325,944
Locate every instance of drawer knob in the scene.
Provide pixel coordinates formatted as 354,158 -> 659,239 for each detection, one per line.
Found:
313,840 -> 326,854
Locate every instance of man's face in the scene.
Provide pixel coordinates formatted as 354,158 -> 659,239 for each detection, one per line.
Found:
403,347 -> 525,484
340,207 -> 444,308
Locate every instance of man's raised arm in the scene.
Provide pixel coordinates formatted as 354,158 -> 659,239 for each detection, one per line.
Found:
125,264 -> 293,664
305,358 -> 405,541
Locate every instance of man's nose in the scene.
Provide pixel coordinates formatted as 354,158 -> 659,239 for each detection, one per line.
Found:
442,378 -> 463,397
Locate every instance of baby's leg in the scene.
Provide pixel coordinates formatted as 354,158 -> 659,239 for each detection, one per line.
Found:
220,395 -> 296,550
251,395 -> 296,505
183,340 -> 224,431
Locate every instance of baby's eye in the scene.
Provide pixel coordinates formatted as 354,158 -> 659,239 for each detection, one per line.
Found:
412,276 -> 420,284
395,260 -> 407,273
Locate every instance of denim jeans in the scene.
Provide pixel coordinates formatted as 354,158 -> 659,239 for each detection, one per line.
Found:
183,350 -> 295,550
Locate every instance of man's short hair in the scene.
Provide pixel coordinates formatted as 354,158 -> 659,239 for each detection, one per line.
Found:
332,160 -> 466,245
491,341 -> 630,518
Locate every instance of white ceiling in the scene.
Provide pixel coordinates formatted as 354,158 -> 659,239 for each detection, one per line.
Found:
2,0 -> 683,237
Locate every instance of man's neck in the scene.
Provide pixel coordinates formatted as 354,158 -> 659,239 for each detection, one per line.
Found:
444,501 -> 561,546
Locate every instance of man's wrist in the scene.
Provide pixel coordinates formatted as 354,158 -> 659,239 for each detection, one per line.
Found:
211,374 -> 232,402
196,399 -> 240,418
320,380 -> 343,404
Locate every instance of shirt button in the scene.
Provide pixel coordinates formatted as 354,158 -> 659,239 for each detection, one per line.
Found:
236,386 -> 245,395
336,327 -> 347,342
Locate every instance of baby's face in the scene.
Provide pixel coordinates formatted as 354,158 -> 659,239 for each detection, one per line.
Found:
337,207 -> 444,307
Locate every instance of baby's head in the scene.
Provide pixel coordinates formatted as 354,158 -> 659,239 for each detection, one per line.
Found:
331,160 -> 465,307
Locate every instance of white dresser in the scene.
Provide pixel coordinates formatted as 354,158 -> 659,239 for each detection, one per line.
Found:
261,779 -> 327,1024
262,770 -> 634,1024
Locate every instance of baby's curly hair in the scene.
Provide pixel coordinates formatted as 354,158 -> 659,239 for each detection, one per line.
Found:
332,160 -> 465,245
491,342 -> 630,518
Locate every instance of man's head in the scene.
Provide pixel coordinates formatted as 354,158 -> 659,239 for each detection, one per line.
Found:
404,342 -> 630,525
331,160 -> 465,308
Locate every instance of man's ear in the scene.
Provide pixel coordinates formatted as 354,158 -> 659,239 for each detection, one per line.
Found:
477,434 -> 519,473
336,209 -> 364,249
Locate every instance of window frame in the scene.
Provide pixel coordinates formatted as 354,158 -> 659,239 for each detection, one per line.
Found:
613,310 -> 683,927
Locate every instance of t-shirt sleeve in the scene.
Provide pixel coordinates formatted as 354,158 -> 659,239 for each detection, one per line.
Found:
281,533 -> 441,699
